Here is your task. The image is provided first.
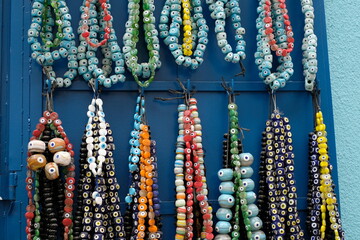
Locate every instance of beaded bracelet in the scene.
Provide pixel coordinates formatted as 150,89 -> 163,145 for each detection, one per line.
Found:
215,101 -> 265,240
78,0 -> 126,88
306,110 -> 345,240
174,97 -> 214,240
25,110 -> 75,240
124,94 -> 163,240
301,0 -> 318,91
205,0 -> 246,63
73,96 -> 126,239
254,0 -> 294,90
257,109 -> 305,239
122,0 -> 161,88
28,0 -> 78,87
159,0 -> 209,69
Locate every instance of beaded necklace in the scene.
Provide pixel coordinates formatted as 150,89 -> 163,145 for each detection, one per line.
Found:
25,109 -> 75,240
78,0 -> 126,88
28,0 -> 78,87
254,0 -> 294,90
306,99 -> 345,240
73,95 -> 126,239
206,0 -> 246,63
257,103 -> 304,239
122,0 -> 161,88
301,0 -> 318,92
215,93 -> 265,240
124,94 -> 163,240
174,97 -> 214,240
159,0 -> 209,69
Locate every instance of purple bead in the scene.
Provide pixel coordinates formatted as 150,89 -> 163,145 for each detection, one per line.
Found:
153,184 -> 159,190
153,203 -> 160,210
153,190 -> 159,197
154,210 -> 160,216
152,178 -> 158,184
153,197 -> 160,204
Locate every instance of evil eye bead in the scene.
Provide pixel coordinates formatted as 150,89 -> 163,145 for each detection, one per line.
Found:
219,181 -> 235,194
215,221 -> 231,234
214,234 -> 231,240
249,216 -> 263,231
48,138 -> 66,153
218,194 -> 235,208
53,151 -> 71,166
44,162 -> 60,180
239,152 -> 254,166
251,230 -> 266,240
247,204 -> 259,217
28,140 -> 46,153
216,208 -> 233,221
27,154 -> 47,170
218,168 -> 233,181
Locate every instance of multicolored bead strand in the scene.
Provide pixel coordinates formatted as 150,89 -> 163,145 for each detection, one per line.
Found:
206,0 -> 246,63
124,94 -> 162,240
78,0 -> 126,87
215,101 -> 265,240
255,0 -> 294,90
257,109 -> 304,239
28,0 -> 78,87
306,110 -> 345,240
301,0 -> 318,91
74,96 -> 126,239
159,0 -> 209,69
25,110 -> 75,240
122,0 -> 161,87
174,97 -> 214,240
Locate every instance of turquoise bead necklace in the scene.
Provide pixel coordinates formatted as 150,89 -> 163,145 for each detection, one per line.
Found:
123,0 -> 161,88
159,0 -> 209,69
78,0 -> 126,88
301,0 -> 318,91
28,0 -> 78,87
254,0 -> 295,90
205,0 -> 246,63
215,85 -> 265,240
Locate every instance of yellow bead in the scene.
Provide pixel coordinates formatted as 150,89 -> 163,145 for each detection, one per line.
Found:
319,143 -> 327,149
320,225 -> 326,232
320,161 -> 328,167
319,148 -> 327,155
183,14 -> 190,20
320,205 -> 326,212
184,25 -> 191,31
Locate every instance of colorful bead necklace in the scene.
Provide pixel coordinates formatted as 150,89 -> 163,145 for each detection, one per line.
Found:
306,103 -> 345,240
25,109 -> 75,240
73,95 -> 126,239
122,0 -> 161,88
254,0 -> 294,90
78,0 -> 126,87
301,0 -> 318,92
215,92 -> 265,240
206,0 -> 246,63
124,94 -> 163,240
174,97 -> 214,240
28,0 -> 78,87
159,0 -> 209,69
257,105 -> 304,239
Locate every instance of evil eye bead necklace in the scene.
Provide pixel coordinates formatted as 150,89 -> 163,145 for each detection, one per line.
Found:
124,94 -> 162,240
306,110 -> 345,240
123,0 -> 161,88
254,0 -> 294,90
257,109 -> 304,239
215,101 -> 265,240
174,97 -> 214,240
301,0 -> 318,92
78,0 -> 126,88
159,0 -> 209,69
74,96 -> 126,239
28,0 -> 78,87
25,110 -> 75,240
206,0 -> 246,63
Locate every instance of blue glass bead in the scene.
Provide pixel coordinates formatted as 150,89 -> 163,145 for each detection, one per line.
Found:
249,216 -> 263,231
215,221 -> 231,234
247,203 -> 259,217
129,164 -> 138,172
219,181 -> 234,194
218,168 -> 233,181
242,178 -> 255,191
218,194 -> 235,208
252,230 -> 266,240
216,208 -> 232,221
246,191 -> 256,204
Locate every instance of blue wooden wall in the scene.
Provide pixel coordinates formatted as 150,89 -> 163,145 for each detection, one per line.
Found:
0,0 -> 338,239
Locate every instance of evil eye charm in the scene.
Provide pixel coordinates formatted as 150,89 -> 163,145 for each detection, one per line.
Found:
28,140 -> 46,153
214,234 -> 231,240
45,162 -> 59,180
240,166 -> 254,178
228,103 -> 237,110
27,154 -> 47,170
216,207 -> 232,221
218,168 -> 233,181
239,152 -> 254,166
247,204 -> 260,217
241,178 -> 255,191
219,181 -> 235,194
53,151 -> 71,166
251,230 -> 266,240
218,194 -> 235,208
215,221 -> 231,234
249,216 -> 263,231
48,138 -> 66,153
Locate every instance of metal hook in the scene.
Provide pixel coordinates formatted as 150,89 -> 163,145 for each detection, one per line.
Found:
221,77 -> 237,103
